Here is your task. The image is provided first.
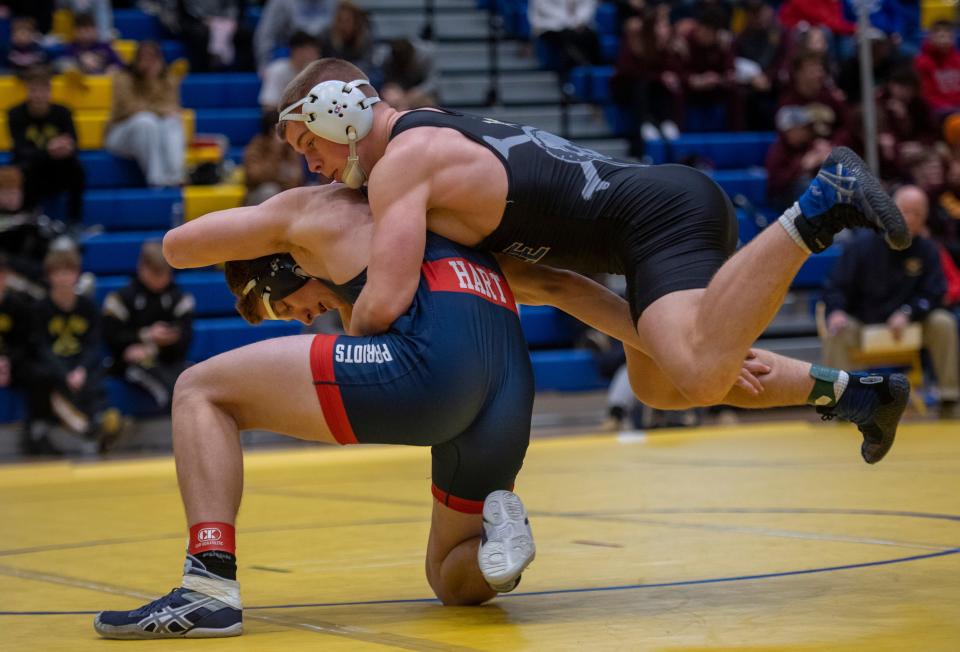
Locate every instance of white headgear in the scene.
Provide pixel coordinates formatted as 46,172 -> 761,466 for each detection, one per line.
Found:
278,78 -> 381,189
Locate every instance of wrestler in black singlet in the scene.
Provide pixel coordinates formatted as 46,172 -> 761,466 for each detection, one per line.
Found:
390,109 -> 739,323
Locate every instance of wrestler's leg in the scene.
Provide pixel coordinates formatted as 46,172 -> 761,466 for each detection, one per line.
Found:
425,503 -> 494,606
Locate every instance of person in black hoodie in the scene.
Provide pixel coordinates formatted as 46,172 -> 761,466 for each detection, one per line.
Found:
0,254 -> 32,391
6,66 -> 85,225
24,246 -> 119,453
103,241 -> 194,411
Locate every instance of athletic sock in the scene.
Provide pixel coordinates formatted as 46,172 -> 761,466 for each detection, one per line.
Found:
806,365 -> 850,408
777,203 -> 813,254
188,522 -> 237,581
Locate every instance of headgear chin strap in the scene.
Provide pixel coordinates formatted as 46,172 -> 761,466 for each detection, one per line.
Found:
240,253 -> 310,320
278,78 -> 381,189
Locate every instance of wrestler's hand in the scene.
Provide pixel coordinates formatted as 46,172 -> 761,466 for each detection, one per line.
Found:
734,349 -> 771,396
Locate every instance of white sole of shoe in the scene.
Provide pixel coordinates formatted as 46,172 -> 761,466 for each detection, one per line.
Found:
478,490 -> 535,589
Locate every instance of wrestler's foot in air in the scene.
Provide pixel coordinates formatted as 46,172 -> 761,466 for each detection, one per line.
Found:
817,372 -> 910,464
478,490 -> 535,593
792,146 -> 911,252
94,555 -> 242,639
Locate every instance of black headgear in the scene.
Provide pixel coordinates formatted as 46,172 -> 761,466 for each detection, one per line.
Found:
241,253 -> 310,320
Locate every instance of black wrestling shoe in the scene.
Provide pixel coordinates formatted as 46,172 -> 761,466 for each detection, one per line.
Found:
794,147 -> 911,253
817,372 -> 910,464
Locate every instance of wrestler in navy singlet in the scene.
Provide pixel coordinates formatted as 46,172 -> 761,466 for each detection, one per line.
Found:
309,233 -> 533,513
390,110 -> 739,322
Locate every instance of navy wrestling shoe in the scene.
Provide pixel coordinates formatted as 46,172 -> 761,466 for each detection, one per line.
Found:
817,372 -> 910,464
793,147 -> 911,253
94,555 -> 242,639
478,490 -> 535,593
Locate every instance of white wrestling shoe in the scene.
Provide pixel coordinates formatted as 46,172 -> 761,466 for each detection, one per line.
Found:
478,490 -> 535,592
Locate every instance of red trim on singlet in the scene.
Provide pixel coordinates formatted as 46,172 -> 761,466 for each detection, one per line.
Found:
431,483 -> 486,514
421,258 -> 518,314
309,335 -> 358,445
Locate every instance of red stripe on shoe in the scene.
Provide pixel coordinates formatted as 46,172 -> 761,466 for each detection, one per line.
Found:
422,258 -> 518,314
310,334 -> 358,445
431,484 -> 485,514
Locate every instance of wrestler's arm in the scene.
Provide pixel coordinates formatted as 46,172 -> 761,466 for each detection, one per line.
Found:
162,188 -> 308,268
348,147 -> 429,336
497,256 -> 646,352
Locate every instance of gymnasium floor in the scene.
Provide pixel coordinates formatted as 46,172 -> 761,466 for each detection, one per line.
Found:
2,419 -> 959,651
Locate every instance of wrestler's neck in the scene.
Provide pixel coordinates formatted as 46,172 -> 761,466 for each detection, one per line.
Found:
360,104 -> 408,170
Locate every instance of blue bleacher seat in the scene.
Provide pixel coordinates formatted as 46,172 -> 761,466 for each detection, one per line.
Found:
189,317 -> 301,361
113,9 -> 167,41
600,34 -> 619,63
195,108 -> 261,146
0,388 -> 24,424
94,271 -> 236,317
595,2 -> 619,37
520,305 -> 578,348
107,377 -> 166,417
530,350 -> 607,392
161,40 -> 187,63
590,65 -> 614,104
708,169 -> 767,206
793,244 -> 842,289
570,66 -> 593,102
181,74 -> 261,109
79,152 -> 146,188
684,104 -> 728,132
83,188 -> 180,231
82,230 -> 167,274
666,132 -> 775,169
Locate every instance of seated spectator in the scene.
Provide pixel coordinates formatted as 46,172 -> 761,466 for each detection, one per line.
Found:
6,66 -> 85,226
105,42 -> 187,188
254,0 -> 332,73
378,38 -> 438,111
837,29 -> 906,103
2,0 -> 54,34
169,0 -> 255,72
610,10 -> 684,151
0,254 -> 32,395
930,156 -> 960,267
0,165 -> 65,284
528,0 -> 601,79
24,246 -> 120,454
775,24 -> 833,85
874,66 -> 938,179
5,17 -> 48,73
102,242 -> 193,412
243,111 -> 304,203
56,12 -> 122,75
678,6 -> 737,130
59,0 -> 114,42
258,31 -> 321,112
734,0 -> 783,130
778,0 -> 855,55
320,1 -> 374,76
915,20 -> 960,121
821,186 -> 958,419
779,52 -> 848,144
765,105 -> 832,210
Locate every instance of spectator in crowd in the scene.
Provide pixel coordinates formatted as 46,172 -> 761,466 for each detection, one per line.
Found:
779,52 -> 848,144
5,17 -> 48,73
6,66 -> 85,226
734,0 -> 783,130
614,0 -> 645,23
378,38 -> 438,110
821,185 -> 958,419
908,149 -> 946,199
678,6 -> 737,130
168,0 -> 255,72
258,31 -> 321,112
779,0 -> 855,39
836,29 -> 906,103
25,246 -> 121,454
915,20 -> 960,121
243,111 -> 304,203
56,12 -> 122,75
59,0 -> 114,42
930,155 -> 960,267
610,10 -> 684,150
0,255 -> 32,396
873,66 -> 938,179
320,1 -> 374,76
105,42 -> 187,188
254,0 -> 332,72
0,165 -> 64,284
765,105 -> 832,210
528,0 -> 601,79
0,0 -> 55,34
776,25 -> 833,84
102,241 -> 193,412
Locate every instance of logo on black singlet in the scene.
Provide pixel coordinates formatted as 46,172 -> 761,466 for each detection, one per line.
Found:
502,242 -> 550,263
481,120 -> 644,201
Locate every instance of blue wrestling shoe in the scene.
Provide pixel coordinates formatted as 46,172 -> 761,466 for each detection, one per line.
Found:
793,147 -> 911,253
817,372 -> 910,464
479,490 -> 535,593
94,555 -> 242,639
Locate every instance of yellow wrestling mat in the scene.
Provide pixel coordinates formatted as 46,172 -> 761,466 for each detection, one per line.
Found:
2,419 -> 959,651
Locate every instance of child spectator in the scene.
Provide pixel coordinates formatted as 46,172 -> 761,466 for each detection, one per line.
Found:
779,52 -> 848,144
57,13 -> 122,75
6,66 -> 85,225
5,17 -> 48,73
258,31 -> 321,112
105,42 -> 187,188
378,38 -> 438,110
59,0 -> 114,42
765,105 -> 832,210
25,247 -> 120,453
244,111 -> 304,203
320,1 -> 374,76
102,242 -> 194,412
914,20 -> 960,120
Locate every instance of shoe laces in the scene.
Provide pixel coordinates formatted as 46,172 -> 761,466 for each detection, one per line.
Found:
132,588 -> 186,617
